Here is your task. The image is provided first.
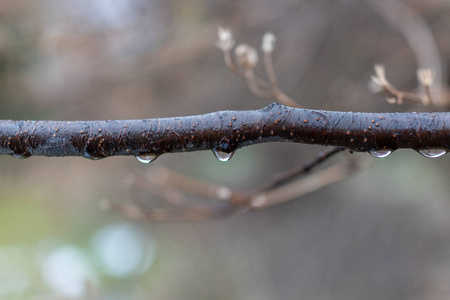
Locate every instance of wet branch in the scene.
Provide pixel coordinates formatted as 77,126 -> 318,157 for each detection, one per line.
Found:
1,102 -> 449,160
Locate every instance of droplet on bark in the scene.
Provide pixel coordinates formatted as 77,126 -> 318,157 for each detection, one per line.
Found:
135,153 -> 159,164
369,149 -> 392,158
212,148 -> 235,162
417,149 -> 447,159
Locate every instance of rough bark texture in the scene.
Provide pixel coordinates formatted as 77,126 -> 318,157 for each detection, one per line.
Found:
0,103 -> 449,159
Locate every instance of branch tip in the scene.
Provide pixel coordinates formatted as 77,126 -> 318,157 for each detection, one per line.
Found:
373,64 -> 387,84
216,27 -> 234,51
417,68 -> 434,87
262,32 -> 276,53
368,64 -> 438,107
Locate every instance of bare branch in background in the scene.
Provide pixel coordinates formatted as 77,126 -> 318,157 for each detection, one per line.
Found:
368,64 -> 435,106
367,0 -> 447,106
101,150 -> 365,222
252,146 -> 346,193
217,28 -> 301,107
250,157 -> 365,209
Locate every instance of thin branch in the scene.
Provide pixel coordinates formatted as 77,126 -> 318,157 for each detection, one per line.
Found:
249,157 -> 363,208
145,167 -> 235,201
101,199 -> 237,222
125,173 -> 193,208
253,146 -> 346,193
368,65 -> 434,106
262,32 -> 278,87
244,68 -> 272,98
368,0 -> 447,106
217,28 -> 301,107
269,87 -> 301,109
101,151 -> 363,221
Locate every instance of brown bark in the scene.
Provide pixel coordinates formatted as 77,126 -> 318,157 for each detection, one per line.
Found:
0,103 -> 449,160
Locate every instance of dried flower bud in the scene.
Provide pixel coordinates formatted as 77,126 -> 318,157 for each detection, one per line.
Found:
373,64 -> 387,85
386,97 -> 398,105
262,32 -> 276,53
368,64 -> 388,94
417,68 -> 434,87
234,44 -> 258,69
216,27 -> 234,51
368,76 -> 384,93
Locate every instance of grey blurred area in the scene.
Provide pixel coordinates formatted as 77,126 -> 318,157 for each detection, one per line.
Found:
0,0 -> 449,299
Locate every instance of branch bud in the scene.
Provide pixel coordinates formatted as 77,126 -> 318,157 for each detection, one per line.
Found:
262,32 -> 276,53
368,76 -> 384,93
417,68 -> 434,87
373,64 -> 387,85
234,44 -> 258,69
216,27 -> 234,51
368,65 -> 387,94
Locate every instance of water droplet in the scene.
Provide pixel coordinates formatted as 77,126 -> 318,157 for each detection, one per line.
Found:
83,153 -> 105,160
417,149 -> 447,159
369,149 -> 392,158
212,148 -> 234,162
11,152 -> 31,159
136,153 -> 159,164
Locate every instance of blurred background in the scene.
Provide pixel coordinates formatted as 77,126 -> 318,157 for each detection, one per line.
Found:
0,0 -> 449,299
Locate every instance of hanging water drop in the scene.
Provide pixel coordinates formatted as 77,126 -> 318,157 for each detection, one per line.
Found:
136,152 -> 159,164
83,152 -> 105,160
11,152 -> 31,159
369,149 -> 392,158
417,149 -> 447,159
212,148 -> 234,162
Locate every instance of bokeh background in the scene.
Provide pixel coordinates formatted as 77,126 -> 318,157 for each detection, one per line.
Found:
0,0 -> 449,299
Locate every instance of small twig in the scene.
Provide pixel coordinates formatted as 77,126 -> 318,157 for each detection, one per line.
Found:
368,64 -> 436,106
122,173 -> 193,208
223,48 -> 240,75
417,68 -> 435,106
262,32 -> 278,87
145,167 -> 234,201
104,149 -> 360,222
269,87 -> 301,108
217,28 -> 301,107
102,154 -> 362,221
243,68 -> 272,98
367,0 -> 447,106
253,146 -> 346,193
249,156 -> 365,209
101,199 -> 236,222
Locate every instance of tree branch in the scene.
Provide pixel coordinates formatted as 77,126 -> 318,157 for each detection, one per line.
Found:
252,146 -> 346,193
1,103 -> 448,161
